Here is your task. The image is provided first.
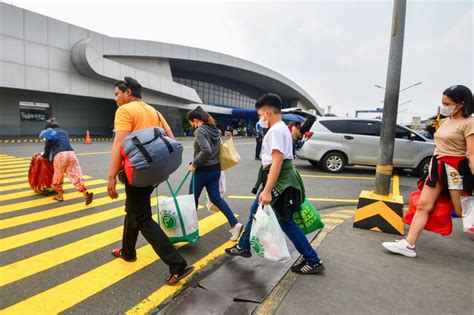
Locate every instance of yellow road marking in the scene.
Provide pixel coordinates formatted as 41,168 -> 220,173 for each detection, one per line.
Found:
2,212 -> 230,314
0,171 -> 28,179
227,195 -> 358,203
0,203 -> 126,252
0,181 -> 109,214
0,176 -> 29,184
0,167 -> 29,174
0,179 -> 107,202
392,174 -> 400,196
0,176 -> 92,192
0,226 -> 122,286
300,174 -> 375,180
339,209 -> 356,214
0,187 -> 125,230
321,218 -> 344,224
320,213 -> 353,219
127,240 -> 234,314
0,161 -> 30,168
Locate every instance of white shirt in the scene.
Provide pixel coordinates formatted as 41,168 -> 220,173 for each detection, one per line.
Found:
261,121 -> 294,167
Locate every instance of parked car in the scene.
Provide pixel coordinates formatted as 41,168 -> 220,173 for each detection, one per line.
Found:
296,117 -> 434,174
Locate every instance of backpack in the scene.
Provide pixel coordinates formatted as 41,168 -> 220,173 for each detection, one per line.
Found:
120,127 -> 183,187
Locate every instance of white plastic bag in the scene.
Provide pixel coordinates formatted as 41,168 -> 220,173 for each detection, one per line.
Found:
461,196 -> 474,233
205,171 -> 226,213
158,178 -> 199,243
250,203 -> 290,262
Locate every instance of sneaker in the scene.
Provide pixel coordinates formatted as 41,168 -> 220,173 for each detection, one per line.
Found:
225,244 -> 251,258
382,239 -> 416,258
229,223 -> 243,241
291,260 -> 325,274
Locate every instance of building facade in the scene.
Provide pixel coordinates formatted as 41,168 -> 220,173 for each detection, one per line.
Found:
0,3 -> 322,136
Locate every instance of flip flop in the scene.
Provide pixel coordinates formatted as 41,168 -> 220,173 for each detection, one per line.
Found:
84,192 -> 94,205
166,266 -> 195,285
52,196 -> 64,202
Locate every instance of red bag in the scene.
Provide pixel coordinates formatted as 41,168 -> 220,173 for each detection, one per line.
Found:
28,153 -> 54,192
403,190 -> 453,235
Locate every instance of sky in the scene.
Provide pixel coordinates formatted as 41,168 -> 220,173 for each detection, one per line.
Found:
5,0 -> 473,124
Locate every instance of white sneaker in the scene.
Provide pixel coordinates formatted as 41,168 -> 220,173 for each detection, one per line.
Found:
229,223 -> 243,241
382,239 -> 416,258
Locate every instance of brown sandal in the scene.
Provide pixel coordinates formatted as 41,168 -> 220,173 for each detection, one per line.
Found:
52,196 -> 64,202
84,192 -> 94,205
166,266 -> 195,285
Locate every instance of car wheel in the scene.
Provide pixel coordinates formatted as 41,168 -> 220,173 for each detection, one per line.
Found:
308,160 -> 319,166
321,152 -> 346,173
416,157 -> 431,177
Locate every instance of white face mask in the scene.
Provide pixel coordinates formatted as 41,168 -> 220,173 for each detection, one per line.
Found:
439,104 -> 458,117
258,116 -> 269,129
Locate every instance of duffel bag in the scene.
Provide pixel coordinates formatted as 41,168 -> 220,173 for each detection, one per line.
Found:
120,127 -> 183,187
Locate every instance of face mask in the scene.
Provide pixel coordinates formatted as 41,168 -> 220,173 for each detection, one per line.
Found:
439,104 -> 458,117
259,116 -> 269,129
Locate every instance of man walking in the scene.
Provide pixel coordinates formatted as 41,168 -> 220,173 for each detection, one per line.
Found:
107,76 -> 193,285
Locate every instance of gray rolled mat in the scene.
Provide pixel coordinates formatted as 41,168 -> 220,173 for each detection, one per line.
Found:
199,230 -> 320,303
156,287 -> 258,315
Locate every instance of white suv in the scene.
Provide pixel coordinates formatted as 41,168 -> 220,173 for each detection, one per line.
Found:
296,117 -> 434,174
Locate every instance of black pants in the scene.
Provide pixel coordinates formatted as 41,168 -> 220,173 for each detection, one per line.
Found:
255,137 -> 262,158
121,182 -> 186,274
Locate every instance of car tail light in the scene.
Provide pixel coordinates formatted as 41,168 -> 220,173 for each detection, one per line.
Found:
303,132 -> 313,142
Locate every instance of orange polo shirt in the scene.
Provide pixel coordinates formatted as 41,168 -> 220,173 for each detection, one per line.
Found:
114,100 -> 171,133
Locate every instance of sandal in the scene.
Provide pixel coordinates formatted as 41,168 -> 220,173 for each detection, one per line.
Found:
166,266 -> 195,285
52,196 -> 64,202
84,192 -> 94,205
111,248 -> 136,262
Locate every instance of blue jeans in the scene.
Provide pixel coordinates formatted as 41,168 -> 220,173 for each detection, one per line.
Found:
238,189 -> 321,265
190,169 -> 238,227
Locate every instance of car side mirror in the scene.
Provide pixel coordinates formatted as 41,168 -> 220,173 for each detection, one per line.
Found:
410,133 -> 416,141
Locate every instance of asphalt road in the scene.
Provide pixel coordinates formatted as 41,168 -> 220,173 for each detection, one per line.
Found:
0,137 -> 420,314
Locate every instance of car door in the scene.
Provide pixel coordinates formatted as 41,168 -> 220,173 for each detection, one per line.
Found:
343,120 -> 381,165
393,126 -> 419,167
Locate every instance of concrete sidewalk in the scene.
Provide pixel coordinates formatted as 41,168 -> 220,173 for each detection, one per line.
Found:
274,219 -> 473,314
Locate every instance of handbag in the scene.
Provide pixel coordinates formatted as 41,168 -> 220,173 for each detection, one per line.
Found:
157,171 -> 199,243
294,198 -> 324,234
404,189 -> 453,235
219,137 -> 240,171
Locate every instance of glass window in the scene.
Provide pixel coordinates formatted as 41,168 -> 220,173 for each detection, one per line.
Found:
395,126 -> 411,139
320,120 -> 347,133
347,121 -> 380,136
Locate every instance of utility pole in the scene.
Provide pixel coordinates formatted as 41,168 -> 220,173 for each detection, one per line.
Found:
374,0 -> 407,195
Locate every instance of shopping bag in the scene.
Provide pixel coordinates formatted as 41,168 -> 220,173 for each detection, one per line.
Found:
250,203 -> 290,262
205,171 -> 226,213
158,171 -> 199,243
28,153 -> 54,192
219,137 -> 240,171
294,198 -> 324,234
404,190 -> 453,236
460,196 -> 474,233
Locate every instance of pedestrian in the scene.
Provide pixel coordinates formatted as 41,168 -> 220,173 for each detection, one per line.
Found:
255,119 -> 265,160
383,85 -> 473,258
288,121 -> 294,132
291,122 -> 302,157
39,118 -> 93,205
187,106 -> 243,241
225,93 -> 325,274
107,76 -> 193,285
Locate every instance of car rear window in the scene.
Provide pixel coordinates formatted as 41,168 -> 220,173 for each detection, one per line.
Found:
320,120 -> 347,133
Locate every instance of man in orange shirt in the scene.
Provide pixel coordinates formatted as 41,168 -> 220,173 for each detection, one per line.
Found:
107,77 -> 193,285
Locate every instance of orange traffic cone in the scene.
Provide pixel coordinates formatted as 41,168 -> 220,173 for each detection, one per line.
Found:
84,130 -> 92,144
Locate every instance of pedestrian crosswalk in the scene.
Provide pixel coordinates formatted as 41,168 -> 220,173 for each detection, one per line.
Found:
0,153 -> 356,314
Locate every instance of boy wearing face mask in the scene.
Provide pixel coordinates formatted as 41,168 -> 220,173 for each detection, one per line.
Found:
225,93 -> 325,275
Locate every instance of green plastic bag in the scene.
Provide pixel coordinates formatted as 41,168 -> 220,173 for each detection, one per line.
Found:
294,198 -> 324,234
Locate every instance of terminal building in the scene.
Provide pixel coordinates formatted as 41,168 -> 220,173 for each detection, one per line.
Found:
0,3 -> 322,136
